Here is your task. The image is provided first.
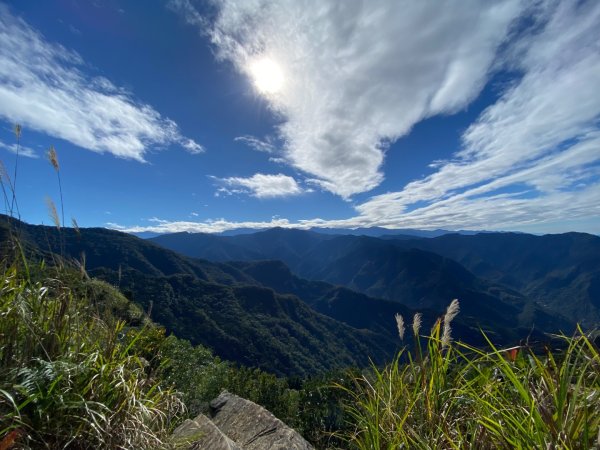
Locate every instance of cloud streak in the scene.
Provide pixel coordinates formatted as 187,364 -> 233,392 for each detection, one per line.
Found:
234,135 -> 277,153
0,4 -> 203,161
109,180 -> 600,235
0,139 -> 37,158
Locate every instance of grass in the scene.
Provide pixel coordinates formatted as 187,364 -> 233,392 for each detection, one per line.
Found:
0,266 -> 184,449
339,302 -> 600,449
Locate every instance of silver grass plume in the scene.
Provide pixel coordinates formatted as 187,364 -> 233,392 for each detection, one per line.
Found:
45,196 -> 60,229
72,218 -> 80,235
47,145 -> 59,171
395,313 -> 405,341
412,313 -> 422,336
441,299 -> 460,348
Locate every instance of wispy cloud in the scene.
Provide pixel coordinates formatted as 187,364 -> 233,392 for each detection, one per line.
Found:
212,173 -> 304,198
0,139 -> 37,158
175,0 -> 525,198
110,180 -> 600,235
0,4 -> 203,161
355,0 -> 600,228
234,135 -> 277,153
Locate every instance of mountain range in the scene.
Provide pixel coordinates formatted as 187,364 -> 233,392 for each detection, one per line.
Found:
2,217 -> 591,378
150,228 -> 598,327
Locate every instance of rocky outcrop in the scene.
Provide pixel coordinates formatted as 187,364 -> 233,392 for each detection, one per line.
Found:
173,391 -> 314,450
172,413 -> 242,449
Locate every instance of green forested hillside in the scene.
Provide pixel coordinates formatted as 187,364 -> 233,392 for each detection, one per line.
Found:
0,217 -> 398,377
387,232 -> 600,326
150,228 -> 599,329
151,229 -> 574,337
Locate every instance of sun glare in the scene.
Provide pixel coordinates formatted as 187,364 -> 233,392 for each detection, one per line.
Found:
249,57 -> 284,94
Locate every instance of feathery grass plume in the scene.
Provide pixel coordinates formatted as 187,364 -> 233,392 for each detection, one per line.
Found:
71,218 -> 80,234
412,313 -> 422,337
395,313 -> 405,341
0,160 -> 12,214
78,251 -> 89,279
45,196 -> 60,229
10,124 -> 22,219
441,299 -> 460,348
47,145 -> 65,228
47,145 -> 59,171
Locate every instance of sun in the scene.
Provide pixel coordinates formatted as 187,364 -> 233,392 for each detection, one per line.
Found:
249,57 -> 284,94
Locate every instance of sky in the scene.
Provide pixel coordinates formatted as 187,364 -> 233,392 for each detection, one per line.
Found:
0,0 -> 599,235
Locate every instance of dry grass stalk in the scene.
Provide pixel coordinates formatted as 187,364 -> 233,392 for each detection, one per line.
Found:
47,146 -> 65,228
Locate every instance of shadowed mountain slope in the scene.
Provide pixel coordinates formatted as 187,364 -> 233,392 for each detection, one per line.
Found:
385,232 -> 600,326
150,229 -> 574,333
0,217 -> 399,377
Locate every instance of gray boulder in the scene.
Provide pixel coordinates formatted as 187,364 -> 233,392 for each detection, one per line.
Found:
209,391 -> 314,450
171,413 -> 242,450
172,391 -> 314,450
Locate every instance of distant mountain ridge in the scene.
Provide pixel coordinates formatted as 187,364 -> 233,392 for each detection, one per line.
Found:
385,232 -> 600,327
150,227 -> 596,328
135,226 -> 487,239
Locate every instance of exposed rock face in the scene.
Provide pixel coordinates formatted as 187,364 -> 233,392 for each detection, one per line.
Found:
172,413 -> 242,449
173,391 -> 314,450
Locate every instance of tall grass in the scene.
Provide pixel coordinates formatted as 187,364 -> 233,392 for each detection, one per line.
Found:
341,301 -> 600,449
47,146 -> 64,229
9,124 -> 21,220
0,267 -> 184,449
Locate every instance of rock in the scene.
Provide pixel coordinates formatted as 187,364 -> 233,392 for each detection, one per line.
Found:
208,391 -> 314,450
171,414 -> 243,450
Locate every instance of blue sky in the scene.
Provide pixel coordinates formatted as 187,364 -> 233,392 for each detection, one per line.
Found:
0,0 -> 599,234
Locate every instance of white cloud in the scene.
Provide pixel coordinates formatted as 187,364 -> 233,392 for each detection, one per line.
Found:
109,216 -> 295,234
234,135 -> 276,153
213,173 -> 304,198
0,5 -> 203,160
355,0 -> 600,225
181,138 -> 205,154
196,0 -> 525,198
0,140 -> 37,158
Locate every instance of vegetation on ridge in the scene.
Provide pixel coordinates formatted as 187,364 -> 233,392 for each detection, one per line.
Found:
340,303 -> 600,449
